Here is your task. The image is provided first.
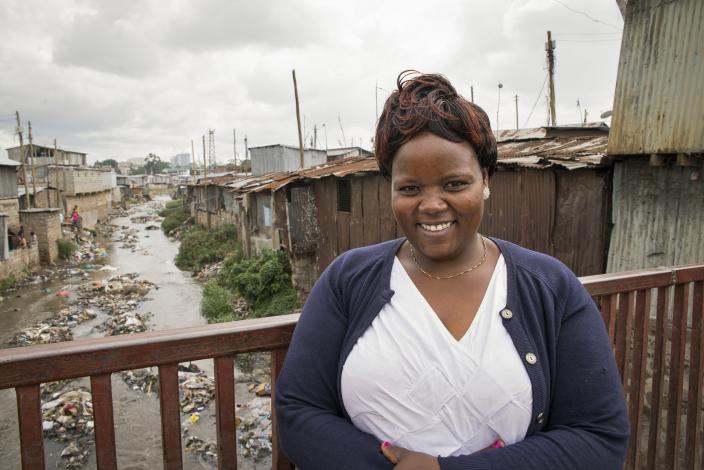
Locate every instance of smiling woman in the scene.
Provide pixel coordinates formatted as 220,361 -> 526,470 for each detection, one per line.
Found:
275,71 -> 629,470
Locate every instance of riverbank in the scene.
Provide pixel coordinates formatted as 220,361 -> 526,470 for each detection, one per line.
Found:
0,199 -> 274,470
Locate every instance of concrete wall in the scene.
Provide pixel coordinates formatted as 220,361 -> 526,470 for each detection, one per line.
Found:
20,209 -> 62,264
62,190 -> 112,228
0,198 -> 20,231
0,245 -> 39,282
49,167 -> 116,195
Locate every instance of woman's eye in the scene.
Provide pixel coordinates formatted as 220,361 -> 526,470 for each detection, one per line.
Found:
398,186 -> 418,194
446,181 -> 468,190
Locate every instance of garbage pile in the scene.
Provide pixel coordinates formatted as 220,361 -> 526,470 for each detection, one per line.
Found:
9,324 -> 73,346
179,372 -> 215,413
236,399 -> 273,460
73,240 -> 109,263
78,274 -> 154,316
195,262 -> 222,282
41,389 -> 95,469
121,368 -> 159,394
184,435 -> 217,464
96,311 -> 151,335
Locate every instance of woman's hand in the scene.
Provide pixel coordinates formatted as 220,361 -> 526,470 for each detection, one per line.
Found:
380,442 -> 440,470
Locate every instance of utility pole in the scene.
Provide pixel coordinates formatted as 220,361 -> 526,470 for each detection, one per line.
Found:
313,125 -> 318,149
191,139 -> 197,177
244,135 -> 249,173
15,111 -> 30,208
203,135 -> 210,229
470,85 -> 474,103
28,121 -> 37,206
514,95 -> 519,130
375,80 -> 379,122
323,123 -> 328,151
52,139 -> 58,207
496,82 -> 503,131
338,116 -> 347,147
292,69 -> 305,169
233,129 -> 237,166
584,109 -> 588,123
577,99 -> 582,124
546,31 -> 557,126
207,129 -> 216,169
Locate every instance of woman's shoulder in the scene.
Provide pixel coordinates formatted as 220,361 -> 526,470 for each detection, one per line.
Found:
493,238 -> 580,292
321,238 -> 404,282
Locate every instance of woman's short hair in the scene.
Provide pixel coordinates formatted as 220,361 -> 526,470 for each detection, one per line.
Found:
374,71 -> 497,179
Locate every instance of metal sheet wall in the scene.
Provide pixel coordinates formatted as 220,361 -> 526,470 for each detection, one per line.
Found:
608,0 -> 704,155
0,168 -> 18,199
607,159 -> 704,272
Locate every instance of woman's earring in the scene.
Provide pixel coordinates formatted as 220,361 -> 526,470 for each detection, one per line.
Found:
483,186 -> 491,200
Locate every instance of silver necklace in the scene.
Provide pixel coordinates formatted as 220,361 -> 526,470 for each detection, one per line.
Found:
410,235 -> 487,280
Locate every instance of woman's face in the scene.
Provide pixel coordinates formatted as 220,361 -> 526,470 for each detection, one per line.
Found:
391,132 -> 488,264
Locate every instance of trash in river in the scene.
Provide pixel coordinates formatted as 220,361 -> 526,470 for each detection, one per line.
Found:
41,388 -> 95,469
95,311 -> 152,335
9,324 -> 73,346
121,368 -> 159,394
145,224 -> 160,230
99,264 -> 118,271
179,372 -> 215,413
190,412 -> 200,424
184,435 -> 217,463
250,382 -> 271,397
56,290 -> 71,298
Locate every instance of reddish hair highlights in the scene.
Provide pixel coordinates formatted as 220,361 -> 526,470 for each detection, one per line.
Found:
374,71 -> 497,179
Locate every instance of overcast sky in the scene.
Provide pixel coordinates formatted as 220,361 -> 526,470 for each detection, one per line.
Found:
0,0 -> 624,164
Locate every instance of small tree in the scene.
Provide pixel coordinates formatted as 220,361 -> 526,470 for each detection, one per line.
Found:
144,153 -> 170,174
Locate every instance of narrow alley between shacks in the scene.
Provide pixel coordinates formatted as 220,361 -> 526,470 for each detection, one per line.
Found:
0,199 -> 273,470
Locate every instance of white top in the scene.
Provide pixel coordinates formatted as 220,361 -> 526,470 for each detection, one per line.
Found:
341,255 -> 532,457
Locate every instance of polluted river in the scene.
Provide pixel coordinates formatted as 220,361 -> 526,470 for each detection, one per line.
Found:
0,199 -> 273,470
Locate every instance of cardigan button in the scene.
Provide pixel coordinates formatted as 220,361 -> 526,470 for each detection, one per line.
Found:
536,412 -> 545,424
525,353 -> 537,364
500,308 -> 513,319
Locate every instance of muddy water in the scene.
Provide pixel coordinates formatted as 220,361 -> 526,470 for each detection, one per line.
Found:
0,200 -> 265,470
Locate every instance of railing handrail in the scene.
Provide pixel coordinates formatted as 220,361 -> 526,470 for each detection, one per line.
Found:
580,264 -> 704,295
2,264 -> 703,390
0,313 -> 299,390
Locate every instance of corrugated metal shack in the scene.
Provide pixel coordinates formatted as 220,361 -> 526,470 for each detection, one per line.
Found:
606,0 -> 704,272
223,125 -> 612,295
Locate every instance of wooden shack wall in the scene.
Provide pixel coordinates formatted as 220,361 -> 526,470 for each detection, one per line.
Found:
481,168 -> 610,276
288,167 -> 610,294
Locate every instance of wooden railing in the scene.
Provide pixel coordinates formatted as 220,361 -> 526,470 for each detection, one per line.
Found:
0,265 -> 702,470
582,265 -> 704,470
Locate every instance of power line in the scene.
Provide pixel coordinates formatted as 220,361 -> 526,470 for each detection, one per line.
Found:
549,0 -> 622,32
524,73 -> 549,128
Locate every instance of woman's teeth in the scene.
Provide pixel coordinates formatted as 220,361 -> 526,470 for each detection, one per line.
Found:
419,222 -> 453,232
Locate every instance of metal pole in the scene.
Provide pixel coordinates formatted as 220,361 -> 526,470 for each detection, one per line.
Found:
15,111 -> 30,208
28,121 -> 37,207
203,135 -> 210,229
546,31 -> 557,126
191,139 -> 196,177
514,95 -> 519,130
292,69 -> 305,169
470,85 -> 474,103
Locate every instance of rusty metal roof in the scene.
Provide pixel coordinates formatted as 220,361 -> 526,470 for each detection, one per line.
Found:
215,131 -> 609,194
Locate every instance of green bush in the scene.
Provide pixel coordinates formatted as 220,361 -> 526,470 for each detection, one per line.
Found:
216,249 -> 297,316
0,275 -> 17,290
160,199 -> 190,234
57,239 -> 76,260
175,224 -> 240,272
201,281 -> 234,321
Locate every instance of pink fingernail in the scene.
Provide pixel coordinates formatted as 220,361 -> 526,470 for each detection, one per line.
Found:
382,441 -> 391,448
491,439 -> 505,449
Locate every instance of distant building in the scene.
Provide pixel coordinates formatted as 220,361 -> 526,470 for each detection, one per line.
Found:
326,147 -> 373,161
117,161 -> 133,175
249,145 -> 327,176
171,153 -> 191,168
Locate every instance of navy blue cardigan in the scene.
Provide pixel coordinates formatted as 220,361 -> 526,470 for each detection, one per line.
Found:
275,238 -> 629,469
